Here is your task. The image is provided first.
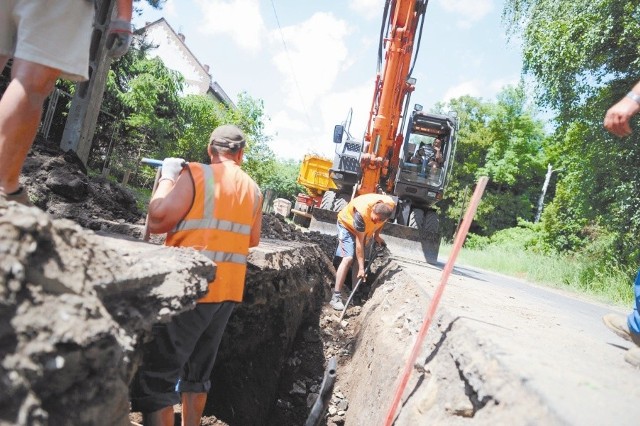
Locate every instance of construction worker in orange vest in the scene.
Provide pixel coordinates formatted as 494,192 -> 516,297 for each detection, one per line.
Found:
331,193 -> 395,310
130,124 -> 263,425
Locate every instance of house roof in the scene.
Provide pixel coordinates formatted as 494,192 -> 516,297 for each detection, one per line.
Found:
137,18 -> 235,109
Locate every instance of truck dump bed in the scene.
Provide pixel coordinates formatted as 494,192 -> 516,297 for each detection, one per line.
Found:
297,155 -> 337,196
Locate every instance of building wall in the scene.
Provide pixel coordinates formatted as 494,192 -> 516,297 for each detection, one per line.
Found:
143,21 -> 211,96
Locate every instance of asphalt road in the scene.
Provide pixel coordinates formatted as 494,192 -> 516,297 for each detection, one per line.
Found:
393,256 -> 640,426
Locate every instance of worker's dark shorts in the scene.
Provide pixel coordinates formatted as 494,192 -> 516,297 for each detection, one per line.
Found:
130,302 -> 236,413
335,223 -> 355,258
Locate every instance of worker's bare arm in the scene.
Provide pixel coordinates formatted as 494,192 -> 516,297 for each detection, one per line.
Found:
249,198 -> 263,248
147,172 -> 193,234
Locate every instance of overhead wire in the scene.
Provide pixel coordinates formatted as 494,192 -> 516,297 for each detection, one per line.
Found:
269,0 -> 313,127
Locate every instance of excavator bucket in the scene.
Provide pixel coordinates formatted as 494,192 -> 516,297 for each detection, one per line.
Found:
378,222 -> 440,264
309,208 -> 440,264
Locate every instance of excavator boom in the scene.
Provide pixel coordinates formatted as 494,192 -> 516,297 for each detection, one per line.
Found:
309,0 -> 459,264
360,0 -> 425,195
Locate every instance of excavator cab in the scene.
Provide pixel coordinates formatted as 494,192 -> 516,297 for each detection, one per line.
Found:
390,109 -> 458,263
396,109 -> 458,208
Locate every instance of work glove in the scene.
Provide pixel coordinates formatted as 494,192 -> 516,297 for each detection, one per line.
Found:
160,158 -> 185,183
106,19 -> 133,59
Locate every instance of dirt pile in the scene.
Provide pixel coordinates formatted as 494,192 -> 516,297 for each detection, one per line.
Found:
0,201 -> 212,425
10,137 -> 347,425
261,213 -> 338,261
21,137 -> 143,234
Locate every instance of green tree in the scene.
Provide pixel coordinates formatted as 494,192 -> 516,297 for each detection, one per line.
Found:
119,57 -> 184,158
174,94 -> 220,161
436,86 -> 547,237
503,0 -> 640,269
217,93 -> 277,189
263,159 -> 304,200
92,50 -> 184,182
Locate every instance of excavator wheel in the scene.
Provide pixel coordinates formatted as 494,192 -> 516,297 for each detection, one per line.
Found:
422,210 -> 439,238
408,209 -> 424,229
333,193 -> 350,212
320,191 -> 336,210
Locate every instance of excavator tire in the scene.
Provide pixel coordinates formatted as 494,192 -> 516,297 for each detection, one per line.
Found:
408,209 -> 424,229
320,191 -> 336,210
333,193 -> 349,212
422,210 -> 439,237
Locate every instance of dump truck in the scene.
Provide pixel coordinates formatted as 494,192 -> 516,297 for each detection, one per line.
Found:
291,154 -> 337,227
310,0 -> 458,263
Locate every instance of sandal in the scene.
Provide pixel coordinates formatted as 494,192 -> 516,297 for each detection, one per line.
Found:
1,187 -> 32,206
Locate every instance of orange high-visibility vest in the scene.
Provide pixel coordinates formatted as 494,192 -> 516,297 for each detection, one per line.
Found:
337,193 -> 395,237
166,162 -> 262,303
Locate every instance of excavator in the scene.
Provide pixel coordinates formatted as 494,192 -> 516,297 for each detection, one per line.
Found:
310,0 -> 458,263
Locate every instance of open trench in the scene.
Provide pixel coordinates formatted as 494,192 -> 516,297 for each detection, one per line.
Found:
0,197 -> 562,426
150,224 -> 561,426
264,250 -> 561,426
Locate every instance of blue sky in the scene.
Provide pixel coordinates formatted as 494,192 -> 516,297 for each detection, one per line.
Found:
134,0 -> 523,161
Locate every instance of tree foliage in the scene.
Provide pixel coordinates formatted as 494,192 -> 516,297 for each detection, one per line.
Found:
118,57 -> 184,158
88,42 -> 296,198
436,85 -> 547,237
263,159 -> 304,200
503,0 -> 640,270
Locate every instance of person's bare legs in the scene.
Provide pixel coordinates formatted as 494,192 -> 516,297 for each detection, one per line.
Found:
181,392 -> 207,426
142,406 -> 175,426
334,256 -> 353,293
0,57 -> 60,194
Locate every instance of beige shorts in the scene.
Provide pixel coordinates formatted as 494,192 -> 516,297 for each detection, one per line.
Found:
0,0 -> 95,81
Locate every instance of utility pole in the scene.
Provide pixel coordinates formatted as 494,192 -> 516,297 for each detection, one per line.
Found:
535,163 -> 563,223
60,0 -> 117,165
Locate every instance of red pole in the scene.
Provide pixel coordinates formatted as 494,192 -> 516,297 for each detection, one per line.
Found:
383,176 -> 489,426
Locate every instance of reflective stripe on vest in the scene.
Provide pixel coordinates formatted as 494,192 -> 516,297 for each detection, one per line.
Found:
201,250 -> 247,264
174,218 -> 252,235
202,163 -> 215,217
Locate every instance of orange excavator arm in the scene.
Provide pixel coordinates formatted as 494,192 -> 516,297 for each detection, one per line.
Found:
358,0 -> 427,195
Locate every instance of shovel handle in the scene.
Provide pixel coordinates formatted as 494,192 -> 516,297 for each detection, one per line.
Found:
141,158 -> 164,168
141,158 -> 189,168
338,243 -> 379,321
142,167 -> 162,242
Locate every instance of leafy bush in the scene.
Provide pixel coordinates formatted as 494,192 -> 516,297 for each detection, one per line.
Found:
464,233 -> 490,249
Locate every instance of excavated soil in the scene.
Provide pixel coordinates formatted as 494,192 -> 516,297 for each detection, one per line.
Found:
8,136 -> 562,426
13,137 -> 377,425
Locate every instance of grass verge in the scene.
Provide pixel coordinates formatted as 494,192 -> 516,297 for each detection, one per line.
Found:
439,243 -> 633,307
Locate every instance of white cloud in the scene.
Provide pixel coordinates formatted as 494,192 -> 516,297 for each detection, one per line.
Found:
268,12 -> 352,113
266,112 -> 334,161
442,81 -> 481,101
442,76 -> 522,103
319,79 -> 376,142
162,0 -> 177,17
437,0 -> 493,28
349,0 -> 385,21
194,0 -> 266,52
264,79 -> 376,161
488,75 -> 520,93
